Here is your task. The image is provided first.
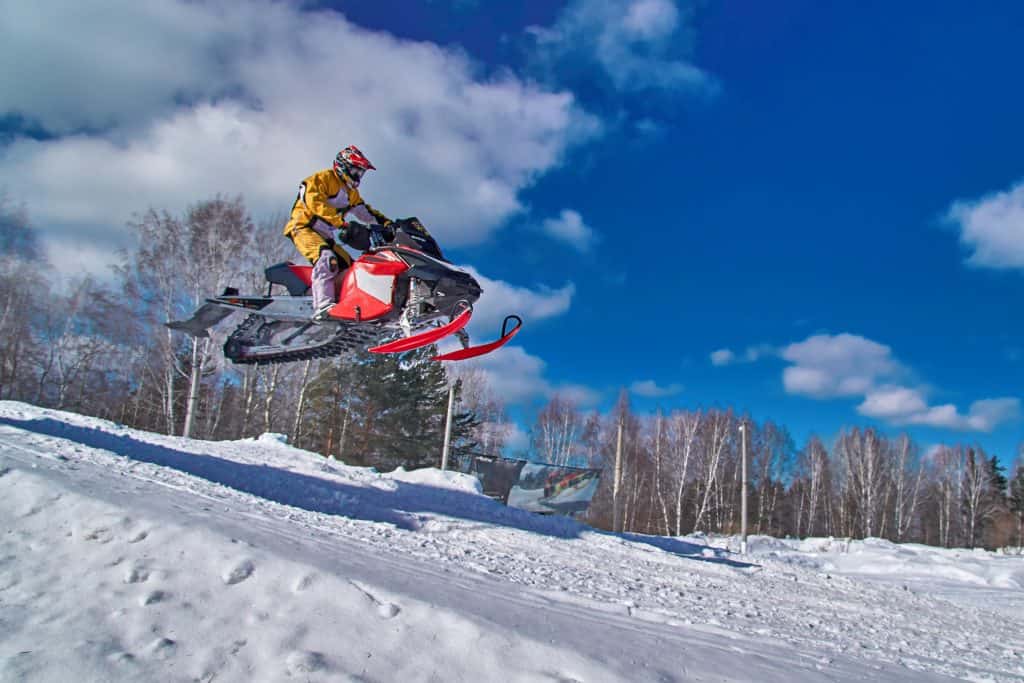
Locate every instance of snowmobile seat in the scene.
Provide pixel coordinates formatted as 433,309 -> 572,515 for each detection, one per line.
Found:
264,262 -> 312,296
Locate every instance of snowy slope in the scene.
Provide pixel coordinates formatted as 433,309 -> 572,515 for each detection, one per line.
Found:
1,402 -> 1022,682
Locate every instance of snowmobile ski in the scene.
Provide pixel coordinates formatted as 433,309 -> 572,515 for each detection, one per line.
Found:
369,307 -> 472,355
433,315 -> 522,362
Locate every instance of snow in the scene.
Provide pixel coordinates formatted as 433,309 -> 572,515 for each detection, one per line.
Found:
1,401 -> 1022,682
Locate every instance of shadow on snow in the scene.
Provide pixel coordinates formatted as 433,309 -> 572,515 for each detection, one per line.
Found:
1,416 -> 756,570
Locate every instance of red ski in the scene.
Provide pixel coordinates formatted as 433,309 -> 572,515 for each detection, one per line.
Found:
433,315 -> 522,361
369,307 -> 473,355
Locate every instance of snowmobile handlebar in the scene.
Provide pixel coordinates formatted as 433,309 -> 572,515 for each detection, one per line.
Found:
367,223 -> 395,249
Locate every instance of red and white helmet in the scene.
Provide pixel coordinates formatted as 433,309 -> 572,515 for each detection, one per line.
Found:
333,145 -> 376,187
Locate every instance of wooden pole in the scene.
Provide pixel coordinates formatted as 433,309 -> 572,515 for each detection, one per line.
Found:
740,422 -> 749,554
441,384 -> 455,471
613,417 -> 623,532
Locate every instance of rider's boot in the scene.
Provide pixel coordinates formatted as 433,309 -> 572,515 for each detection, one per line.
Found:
311,248 -> 342,322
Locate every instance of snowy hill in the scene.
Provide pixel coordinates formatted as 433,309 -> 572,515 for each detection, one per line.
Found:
1,401 -> 1022,682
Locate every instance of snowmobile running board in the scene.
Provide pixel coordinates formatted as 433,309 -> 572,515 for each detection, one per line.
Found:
433,315 -> 522,361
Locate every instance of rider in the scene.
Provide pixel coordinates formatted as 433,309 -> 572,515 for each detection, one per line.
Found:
283,145 -> 393,320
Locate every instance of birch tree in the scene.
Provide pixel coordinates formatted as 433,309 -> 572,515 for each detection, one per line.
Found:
532,394 -> 584,466
962,446 -> 997,549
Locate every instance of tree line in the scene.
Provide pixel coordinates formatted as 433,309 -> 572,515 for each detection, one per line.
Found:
2,194 -> 1021,550
536,391 -> 1024,551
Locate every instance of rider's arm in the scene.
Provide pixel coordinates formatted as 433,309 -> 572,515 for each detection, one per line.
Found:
302,173 -> 347,228
347,200 -> 390,226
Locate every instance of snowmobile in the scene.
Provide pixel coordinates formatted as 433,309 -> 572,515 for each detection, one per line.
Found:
166,217 -> 521,365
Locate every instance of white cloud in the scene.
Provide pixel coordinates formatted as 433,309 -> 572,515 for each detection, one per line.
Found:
857,386 -> 928,420
946,180 -> 1024,269
451,345 -> 600,406
0,1 -> 237,134
710,344 -> 775,366
781,334 -> 900,399
540,209 -> 595,249
528,0 -> 715,94
630,380 -> 683,398
716,333 -> 1018,433
710,349 -> 735,366
503,422 -> 530,453
708,350 -> 733,366
623,0 -> 680,41
0,0 -> 601,274
774,333 -> 1018,433
960,398 -> 1021,431
459,266 -> 574,334
864,395 -> 1024,432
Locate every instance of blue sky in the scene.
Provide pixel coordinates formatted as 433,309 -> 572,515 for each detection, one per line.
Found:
1,1 -> 1022,463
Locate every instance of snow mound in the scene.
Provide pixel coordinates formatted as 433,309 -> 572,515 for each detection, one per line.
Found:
385,466 -> 484,495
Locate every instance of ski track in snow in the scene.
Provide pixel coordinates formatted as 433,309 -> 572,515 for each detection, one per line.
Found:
0,401 -> 1022,682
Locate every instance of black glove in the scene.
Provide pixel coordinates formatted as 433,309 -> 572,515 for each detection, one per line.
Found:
376,222 -> 396,243
339,221 -> 371,251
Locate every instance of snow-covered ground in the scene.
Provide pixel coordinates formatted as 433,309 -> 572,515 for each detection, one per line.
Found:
1,401 -> 1022,682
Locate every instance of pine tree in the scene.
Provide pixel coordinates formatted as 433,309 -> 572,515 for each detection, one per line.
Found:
339,346 -> 479,471
987,456 -> 1009,498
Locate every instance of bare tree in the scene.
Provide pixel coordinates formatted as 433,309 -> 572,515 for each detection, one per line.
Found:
531,394 -> 584,466
450,366 -> 510,458
795,436 -> 830,537
835,428 -> 891,538
962,446 -> 997,549
930,445 -> 963,548
666,409 -> 701,535
692,409 -> 732,532
891,434 -> 924,542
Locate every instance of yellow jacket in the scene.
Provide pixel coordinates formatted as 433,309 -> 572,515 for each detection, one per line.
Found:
283,168 -> 389,238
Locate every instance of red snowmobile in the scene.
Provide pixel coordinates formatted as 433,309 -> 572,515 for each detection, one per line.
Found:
167,217 -> 521,364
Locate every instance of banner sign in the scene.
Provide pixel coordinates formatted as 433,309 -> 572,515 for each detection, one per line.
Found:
470,457 -> 601,516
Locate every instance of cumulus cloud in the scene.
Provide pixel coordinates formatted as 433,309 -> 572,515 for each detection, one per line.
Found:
630,380 -> 683,398
451,345 -> 600,406
528,0 -> 715,95
459,266 -> 573,333
781,334 -> 900,399
860,393 -> 1020,431
540,209 -> 596,250
0,0 -> 600,273
778,333 -> 1017,432
946,179 -> 1024,269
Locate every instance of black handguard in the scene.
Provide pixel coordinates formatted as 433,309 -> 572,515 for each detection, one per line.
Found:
340,221 -> 371,251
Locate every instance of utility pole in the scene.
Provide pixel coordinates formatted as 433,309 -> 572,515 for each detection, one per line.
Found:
441,383 -> 455,471
739,420 -> 749,554
613,417 -> 623,532
182,337 -> 202,438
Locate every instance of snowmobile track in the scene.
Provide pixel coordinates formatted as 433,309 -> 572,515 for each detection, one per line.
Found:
224,314 -> 386,365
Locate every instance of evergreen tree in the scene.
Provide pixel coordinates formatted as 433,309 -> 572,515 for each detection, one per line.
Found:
987,456 -> 1009,498
340,346 -> 479,471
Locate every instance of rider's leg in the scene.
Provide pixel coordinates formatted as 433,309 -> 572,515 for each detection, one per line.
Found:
288,227 -> 352,318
